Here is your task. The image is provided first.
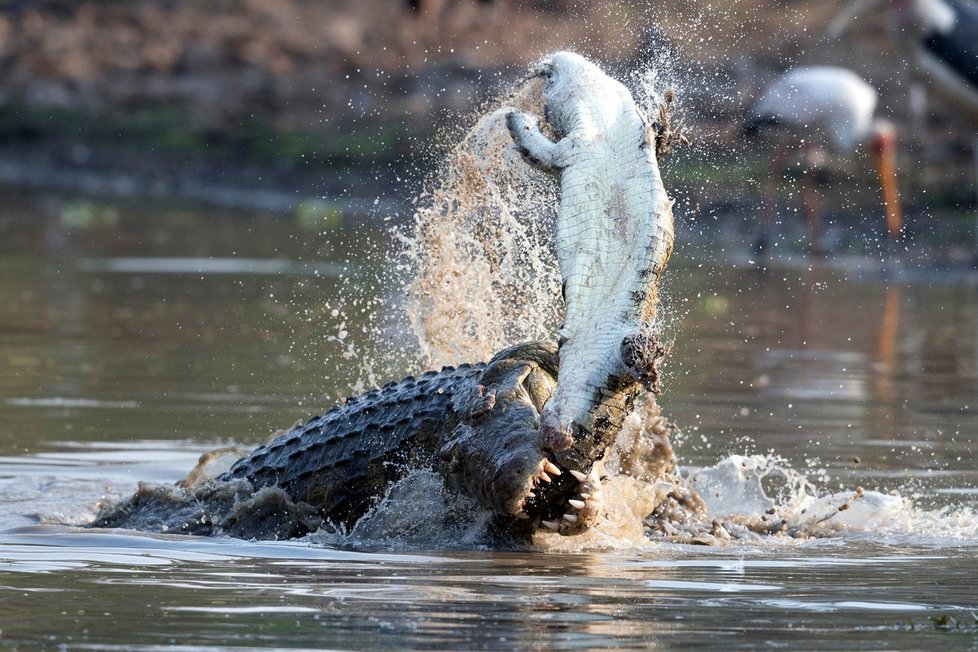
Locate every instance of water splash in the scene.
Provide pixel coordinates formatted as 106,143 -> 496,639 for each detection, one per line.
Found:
398,79 -> 562,369
683,454 -> 978,544
330,48 -> 694,382
281,55 -> 977,551
74,53 -> 978,551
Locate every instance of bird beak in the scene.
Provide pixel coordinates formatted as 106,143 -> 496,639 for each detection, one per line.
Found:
826,0 -> 884,38
870,133 -> 902,241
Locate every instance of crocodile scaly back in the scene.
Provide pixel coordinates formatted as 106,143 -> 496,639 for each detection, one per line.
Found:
219,364 -> 485,529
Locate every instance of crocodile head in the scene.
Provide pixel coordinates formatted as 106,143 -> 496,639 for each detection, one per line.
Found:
438,341 -> 602,536
531,51 -> 637,139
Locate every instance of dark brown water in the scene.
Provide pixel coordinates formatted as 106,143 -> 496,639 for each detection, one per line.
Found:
1,189 -> 977,649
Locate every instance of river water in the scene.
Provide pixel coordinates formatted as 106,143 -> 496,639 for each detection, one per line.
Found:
1,188 -> 977,649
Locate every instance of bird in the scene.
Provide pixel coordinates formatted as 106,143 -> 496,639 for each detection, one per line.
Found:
743,66 -> 902,257
829,0 -> 978,119
829,0 -> 978,263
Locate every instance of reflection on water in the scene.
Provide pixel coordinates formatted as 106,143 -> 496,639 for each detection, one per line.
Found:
1,189 -> 977,648
1,523 -> 976,649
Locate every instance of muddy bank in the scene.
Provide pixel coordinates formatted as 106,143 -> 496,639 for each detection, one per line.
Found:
2,0 -> 978,243
0,0 -> 649,213
0,137 -> 410,217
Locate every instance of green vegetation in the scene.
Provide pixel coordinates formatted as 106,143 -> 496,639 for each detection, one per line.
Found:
60,199 -> 121,230
663,152 -> 770,188
0,103 -> 413,169
293,200 -> 343,231
899,612 -> 978,632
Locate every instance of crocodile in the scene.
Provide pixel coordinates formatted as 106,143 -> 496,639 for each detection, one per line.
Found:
92,52 -> 677,542
92,341 -> 617,541
505,51 -> 675,531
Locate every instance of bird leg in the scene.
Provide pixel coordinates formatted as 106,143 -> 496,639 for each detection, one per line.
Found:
802,144 -> 823,257
758,145 -> 788,257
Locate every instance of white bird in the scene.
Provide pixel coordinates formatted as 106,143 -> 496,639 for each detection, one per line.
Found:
744,66 -> 902,256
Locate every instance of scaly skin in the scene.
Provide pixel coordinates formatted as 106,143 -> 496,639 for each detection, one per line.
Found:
506,52 -> 674,531
219,341 -> 573,532
93,342 -> 612,539
219,362 -> 485,529
220,340 -> 612,536
93,342 -> 640,542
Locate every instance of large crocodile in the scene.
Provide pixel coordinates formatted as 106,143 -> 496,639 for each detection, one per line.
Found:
92,340 -> 626,542
92,52 -> 677,543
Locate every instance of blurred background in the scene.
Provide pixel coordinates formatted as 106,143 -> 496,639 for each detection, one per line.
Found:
3,0 -> 978,449
2,8 -> 978,646
0,0 -> 974,249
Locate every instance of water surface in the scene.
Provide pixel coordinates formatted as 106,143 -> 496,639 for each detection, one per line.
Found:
1,190 -> 977,649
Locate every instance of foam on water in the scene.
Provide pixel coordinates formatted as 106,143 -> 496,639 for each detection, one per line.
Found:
303,444 -> 978,552
687,455 -> 978,543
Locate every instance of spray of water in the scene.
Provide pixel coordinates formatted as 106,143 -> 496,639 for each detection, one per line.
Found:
185,32 -> 976,550
353,51 -> 977,550
398,79 -> 563,369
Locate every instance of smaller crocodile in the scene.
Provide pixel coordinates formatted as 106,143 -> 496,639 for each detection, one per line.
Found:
506,51 -> 675,531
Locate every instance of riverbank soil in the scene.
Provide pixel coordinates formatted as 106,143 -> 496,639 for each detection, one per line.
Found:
0,0 -> 975,254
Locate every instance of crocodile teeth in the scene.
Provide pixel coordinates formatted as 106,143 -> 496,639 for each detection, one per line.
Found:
541,520 -> 560,530
568,499 -> 586,510
569,470 -> 588,482
579,493 -> 591,499
543,461 -> 562,476
539,471 -> 552,483
515,511 -> 529,520
562,513 -> 578,523
527,492 -> 536,499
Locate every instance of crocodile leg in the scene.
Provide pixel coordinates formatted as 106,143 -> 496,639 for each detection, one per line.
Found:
506,111 -> 567,174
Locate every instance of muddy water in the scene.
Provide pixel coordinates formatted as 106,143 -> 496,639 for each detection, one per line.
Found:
1,190 -> 977,649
